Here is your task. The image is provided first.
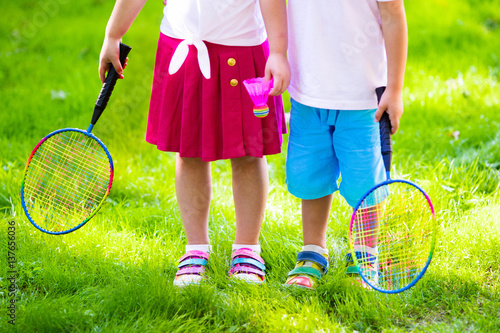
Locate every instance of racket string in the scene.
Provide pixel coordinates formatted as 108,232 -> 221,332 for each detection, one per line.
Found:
31,132 -> 109,185
30,161 -> 109,196
26,145 -> 108,212
27,161 -> 108,202
38,132 -> 110,174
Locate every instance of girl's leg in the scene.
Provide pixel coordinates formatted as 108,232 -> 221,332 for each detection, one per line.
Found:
231,156 -> 269,244
174,155 -> 212,286
175,155 -> 211,245
229,156 -> 268,283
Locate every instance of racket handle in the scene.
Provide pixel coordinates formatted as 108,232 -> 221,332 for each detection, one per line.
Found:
376,86 -> 392,176
91,43 -> 132,126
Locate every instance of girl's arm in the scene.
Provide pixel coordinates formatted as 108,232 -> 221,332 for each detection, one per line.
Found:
99,0 -> 148,83
375,0 -> 408,134
259,0 -> 290,96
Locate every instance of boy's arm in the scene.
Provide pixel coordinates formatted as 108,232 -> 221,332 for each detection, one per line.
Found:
375,0 -> 408,134
259,0 -> 291,96
99,0 -> 148,83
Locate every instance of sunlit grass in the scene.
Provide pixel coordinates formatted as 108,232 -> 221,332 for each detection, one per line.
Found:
1,0 -> 500,332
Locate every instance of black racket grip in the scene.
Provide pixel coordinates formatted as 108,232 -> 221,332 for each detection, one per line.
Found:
91,43 -> 132,125
376,86 -> 392,173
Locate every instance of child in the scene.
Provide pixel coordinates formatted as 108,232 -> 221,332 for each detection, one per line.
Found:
99,0 -> 290,286
285,0 -> 407,289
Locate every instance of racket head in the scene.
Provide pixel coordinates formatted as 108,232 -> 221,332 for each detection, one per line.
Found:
349,179 -> 436,293
21,128 -> 114,235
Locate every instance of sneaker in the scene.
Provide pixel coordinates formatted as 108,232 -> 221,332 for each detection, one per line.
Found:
229,248 -> 265,284
173,250 -> 209,287
285,251 -> 329,290
346,245 -> 379,290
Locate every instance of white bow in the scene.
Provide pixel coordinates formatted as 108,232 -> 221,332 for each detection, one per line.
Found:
168,35 -> 211,79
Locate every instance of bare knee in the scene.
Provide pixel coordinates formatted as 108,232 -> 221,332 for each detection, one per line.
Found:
230,156 -> 268,180
177,155 -> 209,169
230,156 -> 263,166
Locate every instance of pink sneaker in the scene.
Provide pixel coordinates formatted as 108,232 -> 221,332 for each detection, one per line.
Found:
229,248 -> 266,284
173,250 -> 209,287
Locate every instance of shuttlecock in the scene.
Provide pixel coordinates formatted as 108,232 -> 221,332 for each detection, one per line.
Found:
243,77 -> 273,118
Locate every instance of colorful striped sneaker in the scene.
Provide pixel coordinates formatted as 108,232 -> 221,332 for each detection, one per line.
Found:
346,245 -> 379,290
229,248 -> 266,284
285,251 -> 329,290
173,250 -> 209,287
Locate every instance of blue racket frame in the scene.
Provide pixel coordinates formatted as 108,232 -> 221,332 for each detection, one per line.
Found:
350,178 -> 436,293
349,86 -> 437,293
21,128 -> 114,235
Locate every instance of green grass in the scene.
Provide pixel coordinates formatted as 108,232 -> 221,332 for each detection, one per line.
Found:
1,0 -> 500,332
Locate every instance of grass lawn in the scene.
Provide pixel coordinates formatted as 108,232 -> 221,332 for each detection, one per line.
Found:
1,0 -> 500,332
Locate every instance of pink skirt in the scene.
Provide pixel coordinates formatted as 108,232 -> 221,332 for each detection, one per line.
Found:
146,33 -> 286,162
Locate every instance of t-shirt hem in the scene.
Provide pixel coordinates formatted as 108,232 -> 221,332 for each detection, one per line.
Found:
288,87 -> 378,110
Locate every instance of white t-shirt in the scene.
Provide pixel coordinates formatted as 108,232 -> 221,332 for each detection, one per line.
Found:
288,0 -> 394,110
160,0 -> 267,79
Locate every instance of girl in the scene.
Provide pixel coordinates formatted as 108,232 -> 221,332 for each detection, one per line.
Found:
99,0 -> 290,286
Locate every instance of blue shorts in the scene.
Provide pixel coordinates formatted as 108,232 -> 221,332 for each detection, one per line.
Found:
286,99 -> 386,207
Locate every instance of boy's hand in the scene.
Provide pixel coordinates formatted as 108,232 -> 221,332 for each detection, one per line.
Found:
265,52 -> 290,96
99,37 -> 128,83
374,88 -> 403,134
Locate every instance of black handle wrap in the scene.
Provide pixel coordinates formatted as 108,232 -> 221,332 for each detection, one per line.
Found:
91,43 -> 132,125
376,86 -> 392,174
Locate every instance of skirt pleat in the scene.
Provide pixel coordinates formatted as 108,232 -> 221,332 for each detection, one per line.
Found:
146,33 -> 286,162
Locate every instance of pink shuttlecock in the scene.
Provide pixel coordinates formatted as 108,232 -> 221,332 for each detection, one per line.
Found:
243,77 -> 274,118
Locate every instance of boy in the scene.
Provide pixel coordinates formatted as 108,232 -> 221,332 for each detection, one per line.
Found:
285,0 -> 407,289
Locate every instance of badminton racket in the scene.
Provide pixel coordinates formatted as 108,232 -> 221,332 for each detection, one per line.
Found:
20,43 -> 132,235
348,86 -> 437,293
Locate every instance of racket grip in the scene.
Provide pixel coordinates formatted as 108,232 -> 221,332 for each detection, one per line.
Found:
91,43 -> 132,125
376,86 -> 393,174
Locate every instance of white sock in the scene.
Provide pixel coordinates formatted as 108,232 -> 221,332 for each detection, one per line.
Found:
300,245 -> 328,269
185,244 -> 211,254
353,244 -> 378,255
232,244 -> 261,255
302,244 -> 329,256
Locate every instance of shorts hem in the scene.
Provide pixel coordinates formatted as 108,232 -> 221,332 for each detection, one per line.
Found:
287,185 -> 338,200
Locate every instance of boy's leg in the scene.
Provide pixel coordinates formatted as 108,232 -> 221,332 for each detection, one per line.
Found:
286,100 -> 338,288
350,204 -> 381,288
302,195 -> 334,249
229,156 -> 268,283
284,196 -> 333,289
352,204 -> 380,248
332,109 -> 386,287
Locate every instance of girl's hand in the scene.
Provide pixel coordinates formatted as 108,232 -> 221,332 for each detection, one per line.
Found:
264,52 -> 290,96
98,37 -> 127,83
374,88 -> 404,134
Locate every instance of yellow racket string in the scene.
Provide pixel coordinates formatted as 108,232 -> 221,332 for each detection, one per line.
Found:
23,131 -> 111,233
352,182 -> 435,291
